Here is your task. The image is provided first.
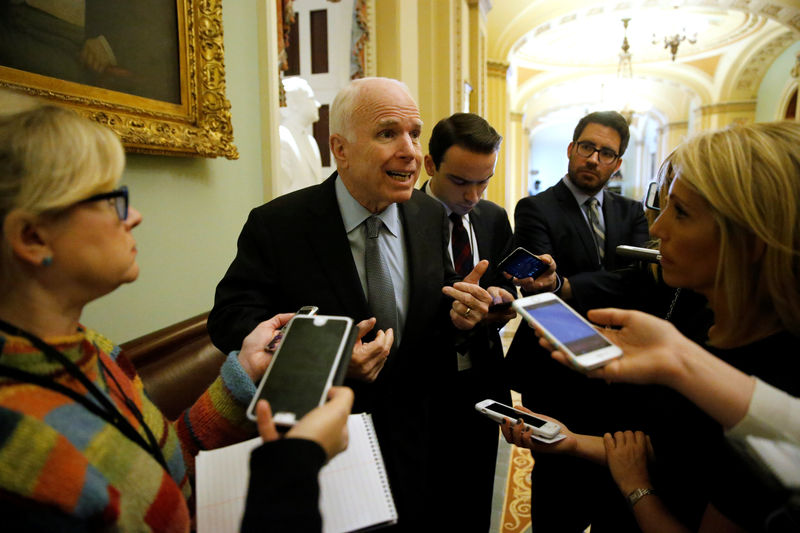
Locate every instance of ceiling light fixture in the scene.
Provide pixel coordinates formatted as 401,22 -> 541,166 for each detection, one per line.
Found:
652,7 -> 697,61
618,18 -> 634,124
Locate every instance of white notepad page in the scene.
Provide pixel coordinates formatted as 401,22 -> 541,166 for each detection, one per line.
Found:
196,413 -> 397,533
320,413 -> 397,532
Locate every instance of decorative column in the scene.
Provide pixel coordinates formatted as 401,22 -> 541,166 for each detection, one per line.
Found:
657,120 -> 688,167
506,111 -> 525,216
486,59 -> 509,207
416,0 -> 455,156
466,0 -> 491,116
374,0 -> 420,96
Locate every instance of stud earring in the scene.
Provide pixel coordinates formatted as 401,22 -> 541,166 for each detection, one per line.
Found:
41,256 -> 53,267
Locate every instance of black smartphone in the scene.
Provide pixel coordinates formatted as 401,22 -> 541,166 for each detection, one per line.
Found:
497,247 -> 549,279
247,314 -> 357,426
488,301 -> 514,312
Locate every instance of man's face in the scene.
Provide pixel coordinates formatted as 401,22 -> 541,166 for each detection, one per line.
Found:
566,122 -> 623,195
333,81 -> 422,213
424,145 -> 497,216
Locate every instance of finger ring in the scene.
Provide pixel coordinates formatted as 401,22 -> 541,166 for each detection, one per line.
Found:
464,307 -> 472,317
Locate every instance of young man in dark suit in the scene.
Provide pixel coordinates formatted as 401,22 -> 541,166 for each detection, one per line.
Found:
420,112 -> 517,531
208,78 -> 495,529
506,111 -> 650,533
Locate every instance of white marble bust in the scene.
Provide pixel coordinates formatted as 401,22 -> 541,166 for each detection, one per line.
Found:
277,77 -> 323,196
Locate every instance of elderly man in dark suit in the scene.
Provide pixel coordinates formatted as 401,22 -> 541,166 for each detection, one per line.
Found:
506,111 -> 649,533
208,77 -> 493,529
420,112 -> 522,531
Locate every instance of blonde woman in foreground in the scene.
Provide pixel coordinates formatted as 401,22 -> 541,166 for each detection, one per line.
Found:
505,121 -> 800,533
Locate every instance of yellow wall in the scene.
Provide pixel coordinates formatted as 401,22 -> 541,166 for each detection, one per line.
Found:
82,0 -> 276,342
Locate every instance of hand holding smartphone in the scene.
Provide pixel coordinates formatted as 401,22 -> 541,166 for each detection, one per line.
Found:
266,305 -> 319,352
512,293 -> 622,371
247,314 -> 357,427
475,400 -> 564,443
497,247 -> 550,280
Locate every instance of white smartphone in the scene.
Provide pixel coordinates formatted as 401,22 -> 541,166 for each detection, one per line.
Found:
247,314 -> 356,426
512,293 -> 622,371
475,399 -> 561,439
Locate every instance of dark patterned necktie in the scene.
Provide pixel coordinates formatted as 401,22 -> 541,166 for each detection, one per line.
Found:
364,215 -> 398,336
584,197 -> 605,262
449,212 -> 473,277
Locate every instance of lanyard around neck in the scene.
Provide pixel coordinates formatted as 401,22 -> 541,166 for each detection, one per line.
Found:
0,318 -> 168,471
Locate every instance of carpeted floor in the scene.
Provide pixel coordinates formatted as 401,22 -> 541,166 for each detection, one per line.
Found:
489,317 -> 534,533
491,434 -> 534,532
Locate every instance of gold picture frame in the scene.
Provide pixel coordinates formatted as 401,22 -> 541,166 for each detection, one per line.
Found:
0,0 -> 238,159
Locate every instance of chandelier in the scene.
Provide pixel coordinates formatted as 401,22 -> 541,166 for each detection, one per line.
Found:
652,7 -> 698,61
617,18 -> 634,124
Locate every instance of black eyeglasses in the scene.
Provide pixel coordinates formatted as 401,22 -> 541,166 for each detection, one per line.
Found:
574,141 -> 619,165
78,186 -> 129,220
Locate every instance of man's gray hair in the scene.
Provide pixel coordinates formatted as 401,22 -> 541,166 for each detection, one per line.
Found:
329,77 -> 412,142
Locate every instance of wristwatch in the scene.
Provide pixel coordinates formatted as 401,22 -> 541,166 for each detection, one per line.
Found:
626,487 -> 656,507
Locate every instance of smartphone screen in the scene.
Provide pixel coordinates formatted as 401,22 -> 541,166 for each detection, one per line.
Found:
255,316 -> 349,420
485,402 -> 548,428
500,248 -> 549,279
521,299 -> 612,357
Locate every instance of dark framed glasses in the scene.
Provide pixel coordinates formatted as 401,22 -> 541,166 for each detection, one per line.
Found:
78,186 -> 129,220
574,141 -> 619,165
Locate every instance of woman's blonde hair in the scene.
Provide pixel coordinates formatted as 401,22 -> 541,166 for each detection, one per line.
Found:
0,102 -> 124,220
0,96 -> 124,283
668,121 -> 800,344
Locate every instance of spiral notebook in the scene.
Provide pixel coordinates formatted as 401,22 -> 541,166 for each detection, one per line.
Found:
196,413 -> 397,533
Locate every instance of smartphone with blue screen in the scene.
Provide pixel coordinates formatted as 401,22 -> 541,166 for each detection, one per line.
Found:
497,247 -> 549,279
512,293 -> 622,371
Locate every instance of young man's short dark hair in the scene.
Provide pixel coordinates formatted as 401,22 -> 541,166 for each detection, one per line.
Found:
572,111 -> 630,156
428,113 -> 502,170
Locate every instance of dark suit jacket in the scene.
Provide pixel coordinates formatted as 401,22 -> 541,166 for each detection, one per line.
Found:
507,179 -> 649,433
420,180 -> 514,394
514,178 -> 649,313
419,181 -> 514,529
208,173 -> 459,526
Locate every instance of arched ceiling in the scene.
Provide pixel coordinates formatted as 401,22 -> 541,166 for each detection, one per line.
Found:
488,0 -> 800,128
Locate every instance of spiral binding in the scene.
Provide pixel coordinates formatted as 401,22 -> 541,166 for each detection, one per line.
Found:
362,413 -> 398,518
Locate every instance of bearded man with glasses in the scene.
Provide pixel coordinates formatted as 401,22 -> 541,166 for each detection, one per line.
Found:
504,110 -> 650,533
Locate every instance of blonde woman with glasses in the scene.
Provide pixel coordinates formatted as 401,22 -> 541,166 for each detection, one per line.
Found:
0,96 -> 351,531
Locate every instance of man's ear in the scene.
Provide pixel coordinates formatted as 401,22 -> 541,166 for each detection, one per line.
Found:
423,154 -> 436,178
330,134 -> 348,169
612,158 -> 623,174
2,210 -> 53,266
566,142 -> 574,159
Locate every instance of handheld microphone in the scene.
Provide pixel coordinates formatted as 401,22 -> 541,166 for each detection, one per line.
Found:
616,245 -> 661,263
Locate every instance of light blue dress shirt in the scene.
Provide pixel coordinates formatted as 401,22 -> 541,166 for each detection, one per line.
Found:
334,176 -> 409,344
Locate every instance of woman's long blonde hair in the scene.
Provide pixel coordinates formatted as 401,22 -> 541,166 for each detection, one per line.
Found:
668,121 -> 800,345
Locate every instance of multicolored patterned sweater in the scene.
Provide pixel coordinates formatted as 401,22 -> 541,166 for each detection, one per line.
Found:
0,328 -> 258,532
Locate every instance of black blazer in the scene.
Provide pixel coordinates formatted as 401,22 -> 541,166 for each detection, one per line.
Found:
420,180 -> 514,402
208,173 -> 459,526
507,178 -> 650,432
513,179 -> 649,313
